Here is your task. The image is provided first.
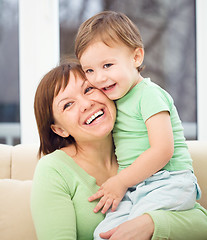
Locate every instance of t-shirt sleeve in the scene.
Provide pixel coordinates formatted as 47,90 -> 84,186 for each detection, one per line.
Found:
140,86 -> 171,122
147,203 -> 207,240
31,159 -> 77,240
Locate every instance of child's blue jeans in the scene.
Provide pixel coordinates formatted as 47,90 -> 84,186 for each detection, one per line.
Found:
94,170 -> 201,240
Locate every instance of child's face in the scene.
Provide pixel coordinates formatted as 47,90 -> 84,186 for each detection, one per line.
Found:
79,41 -> 144,100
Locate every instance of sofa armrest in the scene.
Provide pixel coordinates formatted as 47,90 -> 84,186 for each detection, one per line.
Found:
187,141 -> 207,209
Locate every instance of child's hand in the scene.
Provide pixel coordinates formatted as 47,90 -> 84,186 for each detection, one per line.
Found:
88,175 -> 128,214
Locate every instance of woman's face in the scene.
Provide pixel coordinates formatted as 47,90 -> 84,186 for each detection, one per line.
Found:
51,71 -> 116,144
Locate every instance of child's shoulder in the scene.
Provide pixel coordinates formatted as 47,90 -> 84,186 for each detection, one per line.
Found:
139,78 -> 161,93
140,78 -> 173,101
141,78 -> 166,91
142,78 -> 159,88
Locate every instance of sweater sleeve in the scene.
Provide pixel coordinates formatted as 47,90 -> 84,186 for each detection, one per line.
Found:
31,158 -> 77,240
148,203 -> 207,240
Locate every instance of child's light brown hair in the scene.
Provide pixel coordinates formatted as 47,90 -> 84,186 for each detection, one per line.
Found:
75,11 -> 144,72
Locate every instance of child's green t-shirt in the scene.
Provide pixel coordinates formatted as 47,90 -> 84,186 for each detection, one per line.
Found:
113,78 -> 193,172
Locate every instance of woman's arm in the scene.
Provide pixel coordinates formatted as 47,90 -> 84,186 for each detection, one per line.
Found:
100,203 -> 207,240
31,159 -> 77,240
149,203 -> 207,240
99,214 -> 153,240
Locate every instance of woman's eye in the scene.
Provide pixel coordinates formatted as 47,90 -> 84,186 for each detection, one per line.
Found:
85,87 -> 94,94
85,69 -> 93,74
63,102 -> 73,110
103,63 -> 112,69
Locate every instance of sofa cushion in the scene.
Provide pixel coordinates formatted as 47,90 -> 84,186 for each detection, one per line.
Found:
0,144 -> 12,179
0,179 -> 37,240
11,144 -> 39,180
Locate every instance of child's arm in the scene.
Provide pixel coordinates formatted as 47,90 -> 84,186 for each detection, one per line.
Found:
89,111 -> 174,213
118,111 -> 174,187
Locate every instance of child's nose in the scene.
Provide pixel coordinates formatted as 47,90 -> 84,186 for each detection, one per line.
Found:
94,72 -> 107,86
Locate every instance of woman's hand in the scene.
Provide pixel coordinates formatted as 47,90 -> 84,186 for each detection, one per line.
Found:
88,175 -> 128,214
99,214 -> 154,240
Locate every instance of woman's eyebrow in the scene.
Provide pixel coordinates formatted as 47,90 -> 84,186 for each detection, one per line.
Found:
57,97 -> 69,107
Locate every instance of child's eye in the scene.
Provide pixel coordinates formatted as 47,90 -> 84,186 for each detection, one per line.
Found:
63,102 -> 73,110
103,63 -> 112,69
85,86 -> 94,94
85,69 -> 93,74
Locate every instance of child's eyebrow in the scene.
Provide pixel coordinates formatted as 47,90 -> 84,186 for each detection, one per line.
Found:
81,65 -> 91,70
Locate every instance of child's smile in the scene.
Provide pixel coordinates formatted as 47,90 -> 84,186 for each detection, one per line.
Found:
80,40 -> 143,100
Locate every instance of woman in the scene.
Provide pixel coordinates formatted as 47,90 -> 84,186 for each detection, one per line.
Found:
31,60 -> 207,240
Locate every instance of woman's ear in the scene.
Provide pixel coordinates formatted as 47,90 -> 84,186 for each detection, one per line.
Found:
133,48 -> 144,68
51,124 -> 70,138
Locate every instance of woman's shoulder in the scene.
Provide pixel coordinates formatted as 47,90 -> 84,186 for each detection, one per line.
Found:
35,150 -> 75,177
38,150 -> 69,166
33,149 -> 98,196
33,150 -> 83,193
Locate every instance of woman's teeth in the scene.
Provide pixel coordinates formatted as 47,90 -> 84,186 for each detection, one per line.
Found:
86,110 -> 104,125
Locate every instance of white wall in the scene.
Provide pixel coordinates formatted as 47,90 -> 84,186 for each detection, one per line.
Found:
196,0 -> 207,140
19,0 -> 59,144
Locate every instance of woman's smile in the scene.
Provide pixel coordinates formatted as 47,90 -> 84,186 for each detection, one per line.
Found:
52,72 -> 116,142
85,109 -> 104,125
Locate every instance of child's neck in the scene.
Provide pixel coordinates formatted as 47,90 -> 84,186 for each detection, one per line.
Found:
130,74 -> 144,91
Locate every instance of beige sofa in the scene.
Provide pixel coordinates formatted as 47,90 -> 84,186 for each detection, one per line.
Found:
0,141 -> 207,240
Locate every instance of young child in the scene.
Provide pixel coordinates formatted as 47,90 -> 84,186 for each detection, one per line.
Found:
75,11 -> 201,238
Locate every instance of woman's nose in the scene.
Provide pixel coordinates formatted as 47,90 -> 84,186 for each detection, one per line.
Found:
79,96 -> 94,113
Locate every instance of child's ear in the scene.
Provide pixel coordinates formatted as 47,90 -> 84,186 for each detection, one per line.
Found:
51,124 -> 70,138
133,48 -> 144,68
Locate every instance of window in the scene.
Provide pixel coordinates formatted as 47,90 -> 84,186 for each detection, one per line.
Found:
0,0 -> 20,145
3,0 -> 204,144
